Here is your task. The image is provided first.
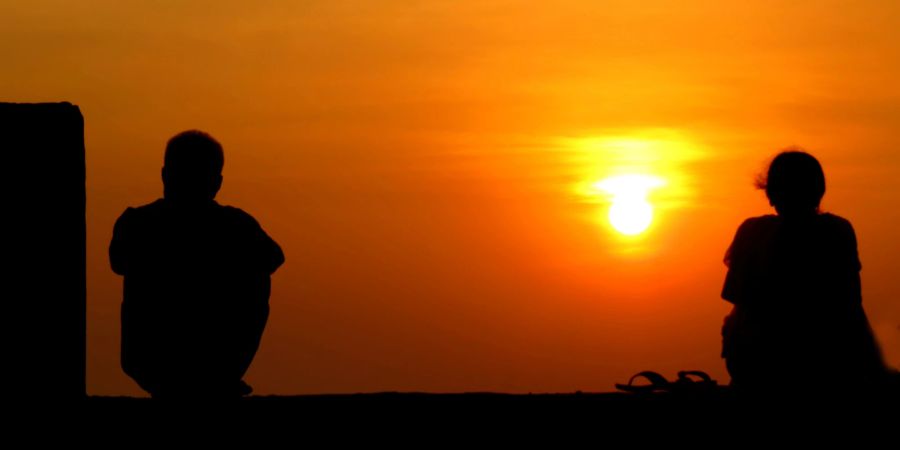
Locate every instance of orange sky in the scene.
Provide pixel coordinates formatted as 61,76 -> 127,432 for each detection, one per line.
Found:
3,1 -> 899,395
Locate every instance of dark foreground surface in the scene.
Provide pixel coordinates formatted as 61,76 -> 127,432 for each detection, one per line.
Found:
82,387 -> 898,418
18,388 -> 897,441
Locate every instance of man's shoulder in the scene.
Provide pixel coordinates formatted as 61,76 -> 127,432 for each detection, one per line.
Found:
131,198 -> 166,212
217,204 -> 260,224
115,199 -> 165,224
215,204 -> 272,235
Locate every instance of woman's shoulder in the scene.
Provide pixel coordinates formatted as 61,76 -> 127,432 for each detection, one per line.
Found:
725,215 -> 779,262
728,213 -> 858,248
734,214 -> 779,236
818,211 -> 854,226
818,213 -> 862,270
741,214 -> 779,225
814,212 -> 857,236
737,213 -> 855,231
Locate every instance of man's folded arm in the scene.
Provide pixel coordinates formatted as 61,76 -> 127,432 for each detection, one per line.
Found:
237,210 -> 284,274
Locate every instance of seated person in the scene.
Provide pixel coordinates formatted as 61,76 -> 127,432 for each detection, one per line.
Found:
721,150 -> 886,394
110,130 -> 284,398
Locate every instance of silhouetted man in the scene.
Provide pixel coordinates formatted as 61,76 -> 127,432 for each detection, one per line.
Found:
110,130 -> 284,398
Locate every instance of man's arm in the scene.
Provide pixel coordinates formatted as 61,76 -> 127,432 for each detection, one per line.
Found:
258,229 -> 284,275
227,210 -> 283,381
237,210 -> 284,275
109,207 -> 134,276
234,275 -> 271,379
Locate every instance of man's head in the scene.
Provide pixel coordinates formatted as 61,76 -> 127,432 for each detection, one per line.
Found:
162,130 -> 224,202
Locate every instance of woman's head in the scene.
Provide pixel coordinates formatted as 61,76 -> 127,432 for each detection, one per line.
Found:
756,149 -> 826,216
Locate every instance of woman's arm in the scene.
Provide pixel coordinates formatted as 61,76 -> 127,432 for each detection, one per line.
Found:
721,218 -> 756,306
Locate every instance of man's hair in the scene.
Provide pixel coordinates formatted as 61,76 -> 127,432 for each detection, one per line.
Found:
164,130 -> 224,174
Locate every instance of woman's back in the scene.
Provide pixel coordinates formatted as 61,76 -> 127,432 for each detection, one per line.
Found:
724,213 -> 861,314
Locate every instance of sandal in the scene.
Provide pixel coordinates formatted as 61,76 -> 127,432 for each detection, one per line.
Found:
615,371 -> 672,393
671,371 -> 718,393
615,370 -> 718,394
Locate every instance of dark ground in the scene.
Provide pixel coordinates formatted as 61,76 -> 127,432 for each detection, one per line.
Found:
17,388 -> 895,441
83,387 -> 897,417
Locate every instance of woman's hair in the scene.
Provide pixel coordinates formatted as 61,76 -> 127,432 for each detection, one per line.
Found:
755,149 -> 826,212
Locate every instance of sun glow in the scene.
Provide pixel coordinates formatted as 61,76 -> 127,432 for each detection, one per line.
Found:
566,130 -> 703,240
595,175 -> 666,235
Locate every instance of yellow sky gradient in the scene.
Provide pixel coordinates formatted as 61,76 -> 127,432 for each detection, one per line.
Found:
3,0 -> 899,395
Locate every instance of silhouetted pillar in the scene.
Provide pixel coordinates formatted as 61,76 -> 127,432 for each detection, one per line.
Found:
1,102 -> 86,399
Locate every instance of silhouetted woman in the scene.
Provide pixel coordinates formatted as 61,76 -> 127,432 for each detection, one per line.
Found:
721,150 -> 886,394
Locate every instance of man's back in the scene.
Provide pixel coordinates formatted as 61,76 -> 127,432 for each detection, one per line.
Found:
111,198 -> 284,397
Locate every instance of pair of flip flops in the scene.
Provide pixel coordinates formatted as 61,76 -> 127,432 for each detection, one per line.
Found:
615,371 -> 718,394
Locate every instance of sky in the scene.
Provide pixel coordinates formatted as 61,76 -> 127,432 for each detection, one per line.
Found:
3,0 -> 899,396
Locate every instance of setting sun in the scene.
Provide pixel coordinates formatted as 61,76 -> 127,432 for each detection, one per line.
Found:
595,175 -> 666,235
567,131 -> 702,242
